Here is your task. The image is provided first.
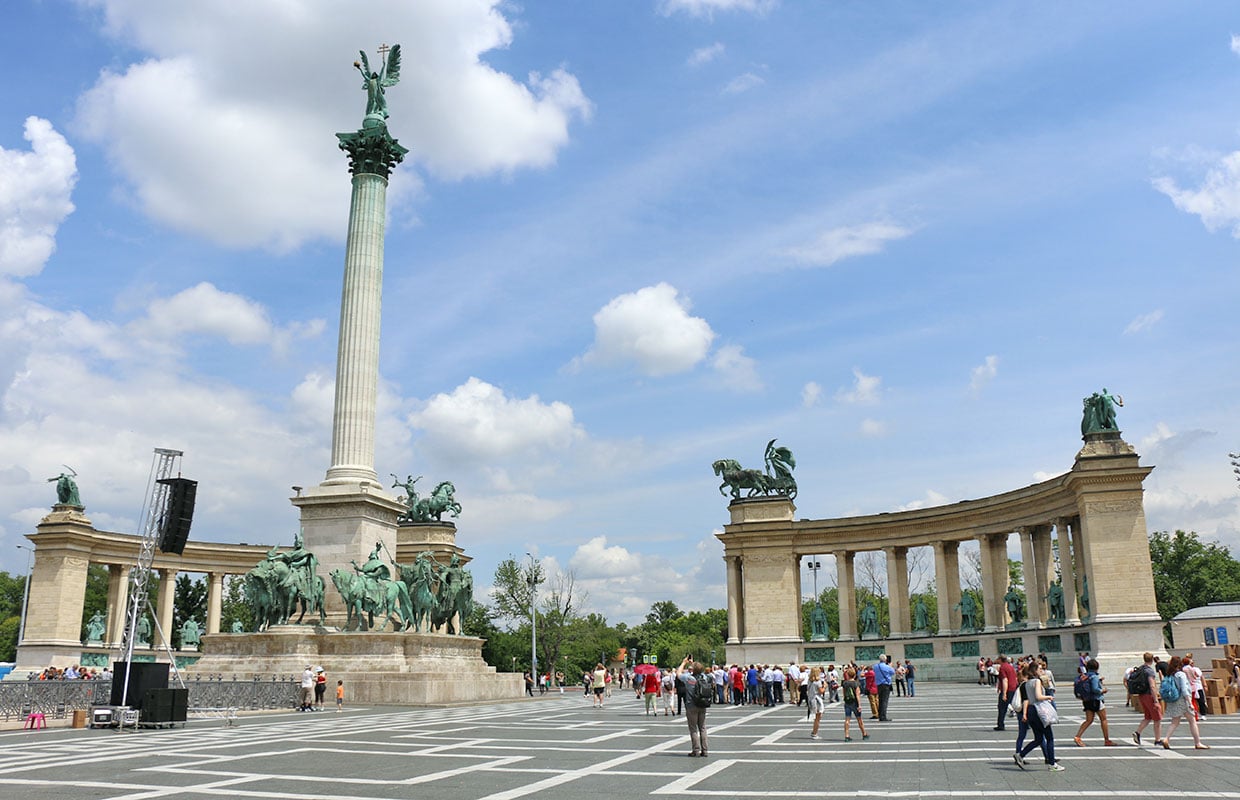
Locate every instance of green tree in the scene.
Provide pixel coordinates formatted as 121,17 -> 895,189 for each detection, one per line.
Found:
490,556 -> 544,624
645,601 -> 683,627
0,570 -> 25,662
1149,530 -> 1240,621
220,575 -> 252,633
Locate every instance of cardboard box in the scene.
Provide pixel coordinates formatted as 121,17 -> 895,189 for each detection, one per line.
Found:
1224,644 -> 1239,659
1212,668 -> 1232,680
1207,696 -> 1226,715
1206,679 -> 1227,697
1213,659 -> 1231,670
1224,696 -> 1239,715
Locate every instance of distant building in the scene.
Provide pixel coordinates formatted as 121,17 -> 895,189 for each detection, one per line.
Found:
1171,602 -> 1240,649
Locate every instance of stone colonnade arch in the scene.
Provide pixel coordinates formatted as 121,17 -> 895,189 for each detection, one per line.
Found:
717,430 -> 1165,684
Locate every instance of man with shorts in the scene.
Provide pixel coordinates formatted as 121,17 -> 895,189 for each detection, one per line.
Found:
1073,658 -> 1116,746
1129,651 -> 1163,746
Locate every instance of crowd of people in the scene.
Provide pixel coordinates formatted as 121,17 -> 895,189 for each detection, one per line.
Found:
994,649 -> 1217,772
26,665 -> 111,681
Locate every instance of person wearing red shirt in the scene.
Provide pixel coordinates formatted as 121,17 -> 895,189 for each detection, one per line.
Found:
995,655 -> 1019,731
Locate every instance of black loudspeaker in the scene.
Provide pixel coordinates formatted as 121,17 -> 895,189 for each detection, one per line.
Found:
142,688 -> 188,723
157,477 -> 197,555
110,662 -> 169,710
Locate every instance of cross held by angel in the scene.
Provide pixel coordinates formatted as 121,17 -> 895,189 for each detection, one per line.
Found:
354,43 -> 402,122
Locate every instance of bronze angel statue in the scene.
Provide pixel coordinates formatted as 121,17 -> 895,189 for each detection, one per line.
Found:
354,44 -> 402,120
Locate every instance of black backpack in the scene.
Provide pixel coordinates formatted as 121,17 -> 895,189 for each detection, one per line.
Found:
691,674 -> 714,707
1127,665 -> 1150,695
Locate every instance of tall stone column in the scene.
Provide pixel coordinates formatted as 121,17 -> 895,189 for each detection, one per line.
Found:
295,119 -> 410,625
992,532 -> 1012,627
1033,525 -> 1053,624
932,541 -> 959,634
885,546 -> 910,637
835,550 -> 856,640
157,568 -> 176,648
1056,517 -> 1080,625
206,572 -> 225,634
106,564 -> 130,646
1019,528 -> 1043,628
726,556 -> 742,644
13,509 -> 94,673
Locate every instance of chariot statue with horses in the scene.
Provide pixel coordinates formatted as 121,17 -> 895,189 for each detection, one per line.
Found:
391,474 -> 463,523
713,439 -> 798,501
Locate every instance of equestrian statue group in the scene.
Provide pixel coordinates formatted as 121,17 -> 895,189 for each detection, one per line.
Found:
242,473 -> 472,634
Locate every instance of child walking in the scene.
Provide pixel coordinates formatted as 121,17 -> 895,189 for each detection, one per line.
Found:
841,667 -> 869,742
335,680 -> 344,712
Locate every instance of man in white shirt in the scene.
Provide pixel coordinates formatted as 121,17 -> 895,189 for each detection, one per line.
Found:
712,665 -> 727,705
772,665 -> 785,704
300,666 -> 315,711
786,662 -> 801,705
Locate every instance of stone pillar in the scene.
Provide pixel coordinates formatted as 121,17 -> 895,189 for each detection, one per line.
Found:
157,568 -> 176,648
1020,527 -> 1043,628
206,572 -> 224,634
1032,525 -> 1054,624
886,546 -> 910,637
106,564 -> 130,646
1056,517 -> 1080,625
932,540 -> 959,634
324,123 -> 407,488
835,550 -> 856,640
725,556 -> 742,644
978,535 -> 1000,631
992,532 -> 1013,627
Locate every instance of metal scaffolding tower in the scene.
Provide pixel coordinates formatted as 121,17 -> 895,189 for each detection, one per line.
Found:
116,448 -> 187,707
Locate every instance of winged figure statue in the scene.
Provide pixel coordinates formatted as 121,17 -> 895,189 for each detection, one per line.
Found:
354,44 -> 402,120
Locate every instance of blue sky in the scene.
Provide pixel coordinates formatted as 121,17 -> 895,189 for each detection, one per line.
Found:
1,1 -> 1238,625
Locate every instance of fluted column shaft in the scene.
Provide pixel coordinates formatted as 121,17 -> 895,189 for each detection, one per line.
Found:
835,551 -> 856,640
325,172 -> 389,486
206,572 -> 224,634
726,557 -> 741,643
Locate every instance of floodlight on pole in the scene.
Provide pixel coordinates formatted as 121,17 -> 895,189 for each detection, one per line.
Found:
525,552 -> 541,676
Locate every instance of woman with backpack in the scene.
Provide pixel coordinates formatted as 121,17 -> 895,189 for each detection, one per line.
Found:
840,666 -> 869,742
1072,658 -> 1115,746
1159,656 -> 1209,750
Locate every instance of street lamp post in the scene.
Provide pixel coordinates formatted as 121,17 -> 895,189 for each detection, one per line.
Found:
525,553 -> 540,679
16,545 -> 33,647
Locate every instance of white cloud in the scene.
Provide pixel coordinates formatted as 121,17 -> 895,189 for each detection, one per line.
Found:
688,42 -> 725,67
723,72 -> 765,95
969,355 -> 998,393
0,117 -> 77,277
659,0 -> 777,17
1153,152 -> 1240,238
570,535 -> 642,578
579,283 -> 716,376
74,1 -> 591,250
859,418 -> 886,437
1124,309 -> 1164,335
783,221 -> 912,267
897,490 -> 949,512
1231,34 -> 1240,55
837,367 -> 881,405
712,344 -> 761,391
135,282 -> 324,352
408,376 -> 584,463
801,381 -> 822,407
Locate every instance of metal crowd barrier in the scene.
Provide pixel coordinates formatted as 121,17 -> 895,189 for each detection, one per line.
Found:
1,677 -> 299,722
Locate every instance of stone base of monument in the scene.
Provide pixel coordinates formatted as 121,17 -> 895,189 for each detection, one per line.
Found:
186,627 -> 521,706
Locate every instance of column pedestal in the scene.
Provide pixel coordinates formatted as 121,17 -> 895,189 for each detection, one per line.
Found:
293,483 -> 405,628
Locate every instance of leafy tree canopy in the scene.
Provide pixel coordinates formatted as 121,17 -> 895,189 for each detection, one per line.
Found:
1149,530 -> 1240,621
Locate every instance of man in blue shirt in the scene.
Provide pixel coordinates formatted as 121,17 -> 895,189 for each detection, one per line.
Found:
873,655 -> 896,721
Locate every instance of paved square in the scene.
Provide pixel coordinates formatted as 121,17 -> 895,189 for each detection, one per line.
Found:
2,682 -> 1238,799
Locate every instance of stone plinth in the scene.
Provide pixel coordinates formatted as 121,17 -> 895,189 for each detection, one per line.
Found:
291,484 -> 404,627
397,521 -> 468,565
187,627 -> 521,706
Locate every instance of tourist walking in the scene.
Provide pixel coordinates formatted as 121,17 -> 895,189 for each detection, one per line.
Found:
904,660 -> 916,697
335,680 -> 344,712
874,655 -> 894,721
1072,658 -> 1115,746
1014,660 -> 1064,771
840,666 -> 869,742
314,668 -> 327,710
1183,654 -> 1205,719
807,667 -> 826,739
676,657 -> 711,757
894,660 -> 907,697
994,655 -> 1018,731
1159,656 -> 1209,750
592,663 -> 607,708
299,665 -> 315,712
1128,652 -> 1164,747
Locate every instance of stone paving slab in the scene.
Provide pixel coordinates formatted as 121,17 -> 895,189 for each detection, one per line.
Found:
0,682 -> 1238,799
